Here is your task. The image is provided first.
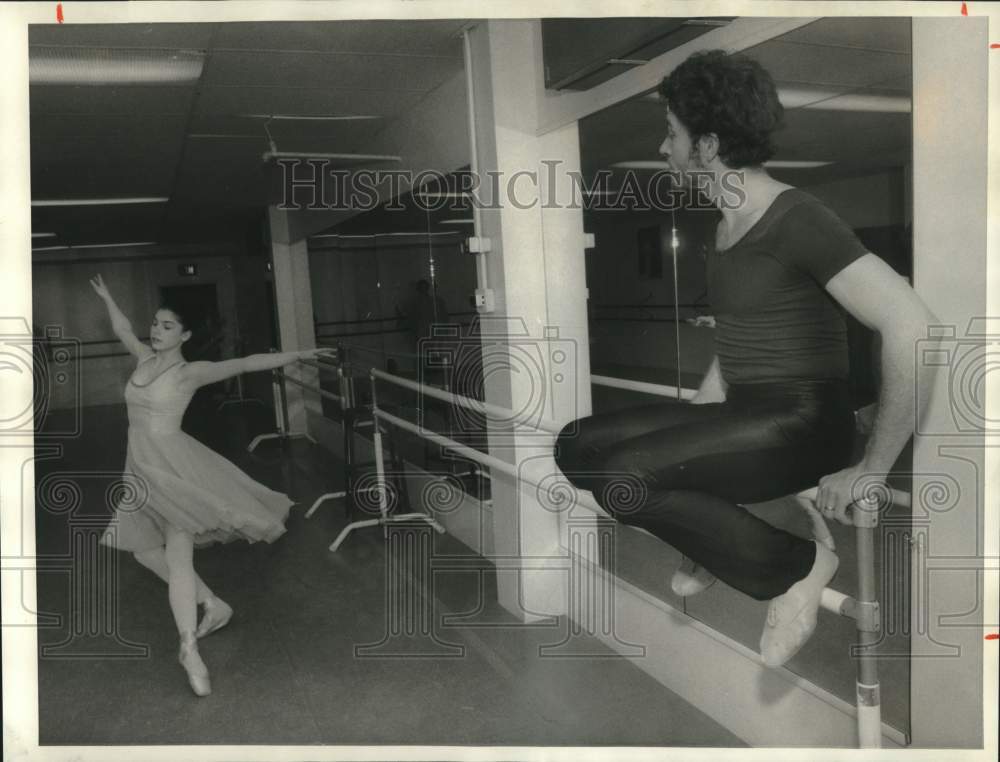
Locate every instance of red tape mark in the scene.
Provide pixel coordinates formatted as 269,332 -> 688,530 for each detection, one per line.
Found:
962,2 -> 968,15
986,633 -> 999,640
56,3 -> 63,23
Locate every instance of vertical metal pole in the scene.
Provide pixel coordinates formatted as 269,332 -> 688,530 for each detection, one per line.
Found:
274,359 -> 290,440
670,210 -> 682,400
370,372 -> 390,537
854,498 -> 882,748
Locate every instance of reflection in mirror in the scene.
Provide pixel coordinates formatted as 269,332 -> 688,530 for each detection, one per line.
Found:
306,169 -> 483,497
575,16 -> 912,738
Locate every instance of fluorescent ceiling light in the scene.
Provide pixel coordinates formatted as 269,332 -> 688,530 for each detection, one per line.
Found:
32,197 -> 169,207
74,241 -> 158,250
612,159 -> 831,171
242,114 -> 382,121
30,47 -> 204,85
263,151 -> 401,162
439,219 -> 475,225
190,134 -> 264,139
414,192 -> 471,199
311,232 -> 458,240
31,232 -> 56,238
642,86 -> 910,113
33,241 -> 157,252
611,161 -> 672,170
782,87 -> 910,113
763,160 -> 833,169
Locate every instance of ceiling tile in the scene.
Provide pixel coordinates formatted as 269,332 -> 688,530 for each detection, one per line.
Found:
780,17 -> 911,54
212,20 -> 466,55
746,39 -> 910,90
202,49 -> 461,92
194,85 -> 425,119
29,23 -> 217,49
30,85 -> 196,115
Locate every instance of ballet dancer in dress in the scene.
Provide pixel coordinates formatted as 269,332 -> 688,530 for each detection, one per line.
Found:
91,274 -> 331,696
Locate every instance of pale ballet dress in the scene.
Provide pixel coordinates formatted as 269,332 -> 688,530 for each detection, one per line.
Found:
101,355 -> 293,552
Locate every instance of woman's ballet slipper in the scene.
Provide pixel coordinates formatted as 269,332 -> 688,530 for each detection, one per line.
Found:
670,556 -> 717,597
196,597 -> 233,639
759,541 -> 839,668
178,634 -> 212,697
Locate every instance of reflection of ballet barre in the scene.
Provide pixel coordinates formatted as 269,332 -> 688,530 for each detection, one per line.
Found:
336,341 -> 426,361
370,368 -> 564,434
590,374 -> 696,401
366,365 -> 909,749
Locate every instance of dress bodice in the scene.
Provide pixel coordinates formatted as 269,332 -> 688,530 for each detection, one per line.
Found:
125,360 -> 194,434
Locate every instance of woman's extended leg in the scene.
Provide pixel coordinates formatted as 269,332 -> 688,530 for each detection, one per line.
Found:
133,547 -> 232,637
133,547 -> 212,604
163,525 -> 211,696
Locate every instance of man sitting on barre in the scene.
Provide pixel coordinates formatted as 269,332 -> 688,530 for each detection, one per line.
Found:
554,50 -> 937,668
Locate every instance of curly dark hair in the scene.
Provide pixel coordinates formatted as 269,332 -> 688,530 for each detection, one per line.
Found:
658,50 -> 784,168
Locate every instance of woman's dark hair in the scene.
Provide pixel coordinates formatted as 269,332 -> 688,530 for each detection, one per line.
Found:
157,303 -> 190,332
156,303 -> 203,359
658,50 -> 784,168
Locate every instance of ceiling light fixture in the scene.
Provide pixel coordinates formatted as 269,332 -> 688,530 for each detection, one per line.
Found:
241,114 -> 382,121
31,232 -> 56,238
263,151 -> 402,162
782,87 -> 910,113
32,241 -> 157,252
310,232 -> 459,240
611,159 -> 832,171
73,241 -> 158,250
29,47 -> 205,85
763,160 -> 833,169
31,197 -> 169,207
642,85 -> 910,113
611,161 -> 672,170
439,219 -> 475,225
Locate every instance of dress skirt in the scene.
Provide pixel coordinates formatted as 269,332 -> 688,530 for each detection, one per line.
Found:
102,426 -> 293,552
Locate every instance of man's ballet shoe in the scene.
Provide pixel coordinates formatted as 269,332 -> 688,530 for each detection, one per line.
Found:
196,597 -> 233,639
759,541 -> 839,668
670,556 -> 717,597
178,634 -> 212,697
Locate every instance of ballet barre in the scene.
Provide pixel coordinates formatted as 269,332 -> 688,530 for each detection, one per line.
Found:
326,365 -> 446,553
304,362 -> 387,522
591,371 -> 913,748
246,351 -> 337,453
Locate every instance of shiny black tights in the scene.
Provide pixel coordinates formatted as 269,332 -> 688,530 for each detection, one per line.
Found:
554,381 -> 856,600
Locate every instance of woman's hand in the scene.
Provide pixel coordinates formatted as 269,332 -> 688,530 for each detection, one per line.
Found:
297,348 -> 337,362
89,274 -> 111,301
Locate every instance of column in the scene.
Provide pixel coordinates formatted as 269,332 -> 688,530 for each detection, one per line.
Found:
268,205 -> 320,435
466,21 -> 592,621
910,17 -> 989,747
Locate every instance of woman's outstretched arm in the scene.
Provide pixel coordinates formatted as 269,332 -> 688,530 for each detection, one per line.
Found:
180,348 -> 335,390
90,274 -> 153,361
